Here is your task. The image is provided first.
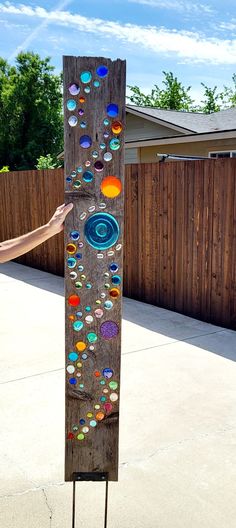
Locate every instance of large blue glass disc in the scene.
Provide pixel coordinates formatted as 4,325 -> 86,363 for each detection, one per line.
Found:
84,213 -> 119,250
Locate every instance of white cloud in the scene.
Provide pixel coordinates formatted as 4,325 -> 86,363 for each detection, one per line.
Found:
128,0 -> 214,14
1,2 -> 236,65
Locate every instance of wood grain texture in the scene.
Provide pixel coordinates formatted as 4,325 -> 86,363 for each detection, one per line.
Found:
63,56 -> 126,481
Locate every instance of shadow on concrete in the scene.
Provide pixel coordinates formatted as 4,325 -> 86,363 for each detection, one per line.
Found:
0,261 -> 64,296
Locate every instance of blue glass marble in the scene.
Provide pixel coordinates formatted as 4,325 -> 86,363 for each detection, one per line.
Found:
80,135 -> 92,149
107,104 -> 119,118
78,265 -> 84,272
69,378 -> 77,385
83,171 -> 93,183
66,177 -> 72,183
80,419 -> 85,425
70,230 -> 80,241
110,138 -> 120,151
80,71 -> 92,84
67,258 -> 77,269
76,311 -> 83,317
67,99 -> 76,111
104,300 -> 113,310
76,253 -> 83,260
73,321 -> 84,332
112,275 -> 121,285
82,353 -> 88,360
77,166 -> 83,173
94,80 -> 100,88
96,65 -> 108,78
80,121 -> 87,129
84,213 -> 120,250
103,368 -> 113,379
68,352 -> 79,361
110,263 -> 119,272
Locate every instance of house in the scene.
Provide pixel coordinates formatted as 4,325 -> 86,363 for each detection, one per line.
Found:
58,106 -> 236,163
126,105 -> 236,163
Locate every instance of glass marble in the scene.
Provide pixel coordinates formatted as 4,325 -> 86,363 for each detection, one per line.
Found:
79,96 -> 85,103
77,166 -> 83,173
71,170 -> 77,177
104,132 -> 109,139
67,258 -> 77,269
97,254 -> 104,259
104,152 -> 112,162
101,176 -> 122,198
107,104 -> 119,117
94,371 -> 101,377
68,294 -> 80,306
110,138 -> 120,151
94,404 -> 100,410
84,86 -> 90,93
78,265 -> 84,271
104,403 -> 113,413
72,425 -> 79,432
92,150 -> 99,159
68,352 -> 78,361
80,135 -> 92,149
80,71 -> 92,84
104,118 -> 110,126
110,393 -> 118,402
76,311 -> 83,317
79,419 -> 85,425
78,242 -> 84,248
85,315 -> 93,324
67,432 -> 74,440
94,80 -> 100,88
80,212 -> 87,220
94,161 -> 104,172
100,143 -> 106,150
68,116 -> 78,127
99,203 -> 106,209
75,281 -> 82,289
66,243 -> 76,254
95,308 -> 104,318
109,288 -> 120,298
97,65 -> 108,77
69,83 -> 80,95
80,121 -> 87,129
67,99 -> 76,111
87,332 -> 98,343
82,426 -> 89,433
87,412 -> 93,418
83,171 -> 93,183
112,275 -> 121,285
116,244 -> 122,251
69,378 -> 77,385
84,212 -> 119,250
85,306 -> 91,311
112,121 -> 123,134
78,108 -> 84,116
76,253 -> 83,260
90,420 -> 97,427
103,368 -> 113,379
88,205 -> 96,212
70,230 -> 80,241
100,396 -> 106,402
107,250 -> 114,257
73,321 -> 84,332
67,365 -> 75,374
96,412 -> 105,421
85,160 -> 91,167
110,263 -> 119,272
81,353 -> 88,360
77,433 -> 85,441
66,177 -> 72,183
104,300 -> 113,310
109,380 -> 118,390
100,320 -> 119,339
75,341 -> 86,352
86,283 -> 92,289
73,180 -> 81,189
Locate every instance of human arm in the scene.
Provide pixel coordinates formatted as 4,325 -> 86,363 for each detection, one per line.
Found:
0,203 -> 73,264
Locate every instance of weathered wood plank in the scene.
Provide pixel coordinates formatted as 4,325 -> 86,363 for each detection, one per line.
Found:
63,56 -> 126,481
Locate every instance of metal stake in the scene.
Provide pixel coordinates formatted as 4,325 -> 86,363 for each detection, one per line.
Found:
72,472 -> 109,528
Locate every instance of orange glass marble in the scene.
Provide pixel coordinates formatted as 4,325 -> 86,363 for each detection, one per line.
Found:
109,288 -> 120,298
66,243 -> 76,254
101,176 -> 122,198
111,121 -> 123,134
75,341 -> 86,352
68,294 -> 80,306
79,96 -> 85,103
96,412 -> 105,421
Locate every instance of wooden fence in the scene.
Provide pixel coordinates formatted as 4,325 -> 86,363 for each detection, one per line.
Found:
0,160 -> 236,329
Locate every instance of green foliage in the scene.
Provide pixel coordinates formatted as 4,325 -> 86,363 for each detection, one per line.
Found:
128,71 -> 194,111
128,71 -> 236,113
0,165 -> 9,172
36,154 -> 57,170
0,52 -> 63,171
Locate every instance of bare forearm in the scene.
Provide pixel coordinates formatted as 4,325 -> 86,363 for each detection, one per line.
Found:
0,224 -> 55,264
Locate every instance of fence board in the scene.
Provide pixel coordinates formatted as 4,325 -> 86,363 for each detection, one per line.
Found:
0,159 -> 236,329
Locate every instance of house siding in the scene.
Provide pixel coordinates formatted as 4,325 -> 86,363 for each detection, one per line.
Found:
126,113 -> 182,142
139,137 -> 236,162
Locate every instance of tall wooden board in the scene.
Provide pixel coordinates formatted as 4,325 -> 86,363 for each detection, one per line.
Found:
64,56 -> 126,481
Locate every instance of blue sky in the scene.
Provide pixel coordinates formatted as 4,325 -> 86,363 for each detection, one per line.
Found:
0,0 -> 236,103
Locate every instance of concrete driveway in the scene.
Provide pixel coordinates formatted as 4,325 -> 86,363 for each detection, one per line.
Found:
0,262 -> 236,528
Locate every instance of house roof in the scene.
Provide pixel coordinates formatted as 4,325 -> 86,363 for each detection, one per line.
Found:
126,105 -> 236,134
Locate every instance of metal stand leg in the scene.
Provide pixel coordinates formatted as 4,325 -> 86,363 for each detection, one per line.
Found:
72,472 -> 109,528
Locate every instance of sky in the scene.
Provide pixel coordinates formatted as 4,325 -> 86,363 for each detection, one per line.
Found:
0,0 -> 236,103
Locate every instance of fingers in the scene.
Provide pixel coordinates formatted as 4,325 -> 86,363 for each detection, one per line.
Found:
60,202 -> 73,221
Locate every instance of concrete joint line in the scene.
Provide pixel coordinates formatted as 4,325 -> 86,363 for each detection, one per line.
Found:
42,488 -> 53,528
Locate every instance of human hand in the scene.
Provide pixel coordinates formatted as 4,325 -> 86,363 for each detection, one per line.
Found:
47,203 -> 73,234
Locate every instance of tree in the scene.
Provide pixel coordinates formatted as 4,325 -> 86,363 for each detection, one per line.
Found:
0,52 -> 63,170
128,71 -> 194,111
194,83 -> 221,114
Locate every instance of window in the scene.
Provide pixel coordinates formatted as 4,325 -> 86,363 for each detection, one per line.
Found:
209,151 -> 236,158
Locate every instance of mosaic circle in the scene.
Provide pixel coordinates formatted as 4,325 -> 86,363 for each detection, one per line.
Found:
68,294 -> 80,306
96,65 -> 108,77
75,341 -> 86,352
104,403 -> 113,413
80,71 -> 92,84
83,171 -> 93,183
109,288 -> 120,298
112,275 -> 121,285
109,380 -> 118,390
67,99 -> 76,111
101,176 -> 122,198
110,393 -> 118,402
66,243 -> 76,254
80,135 -> 92,149
94,161 -> 104,172
68,116 -> 78,127
68,352 -> 78,361
103,368 -> 113,379
84,213 -> 119,250
67,258 -> 77,269
94,80 -> 100,88
104,300 -> 113,310
69,83 -> 80,95
110,263 -> 119,272
100,321 -> 119,340
87,332 -> 98,343
70,230 -> 80,241
104,152 -> 112,162
112,121 -> 123,134
107,104 -> 119,117
73,321 -> 84,332
110,138 -> 120,151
